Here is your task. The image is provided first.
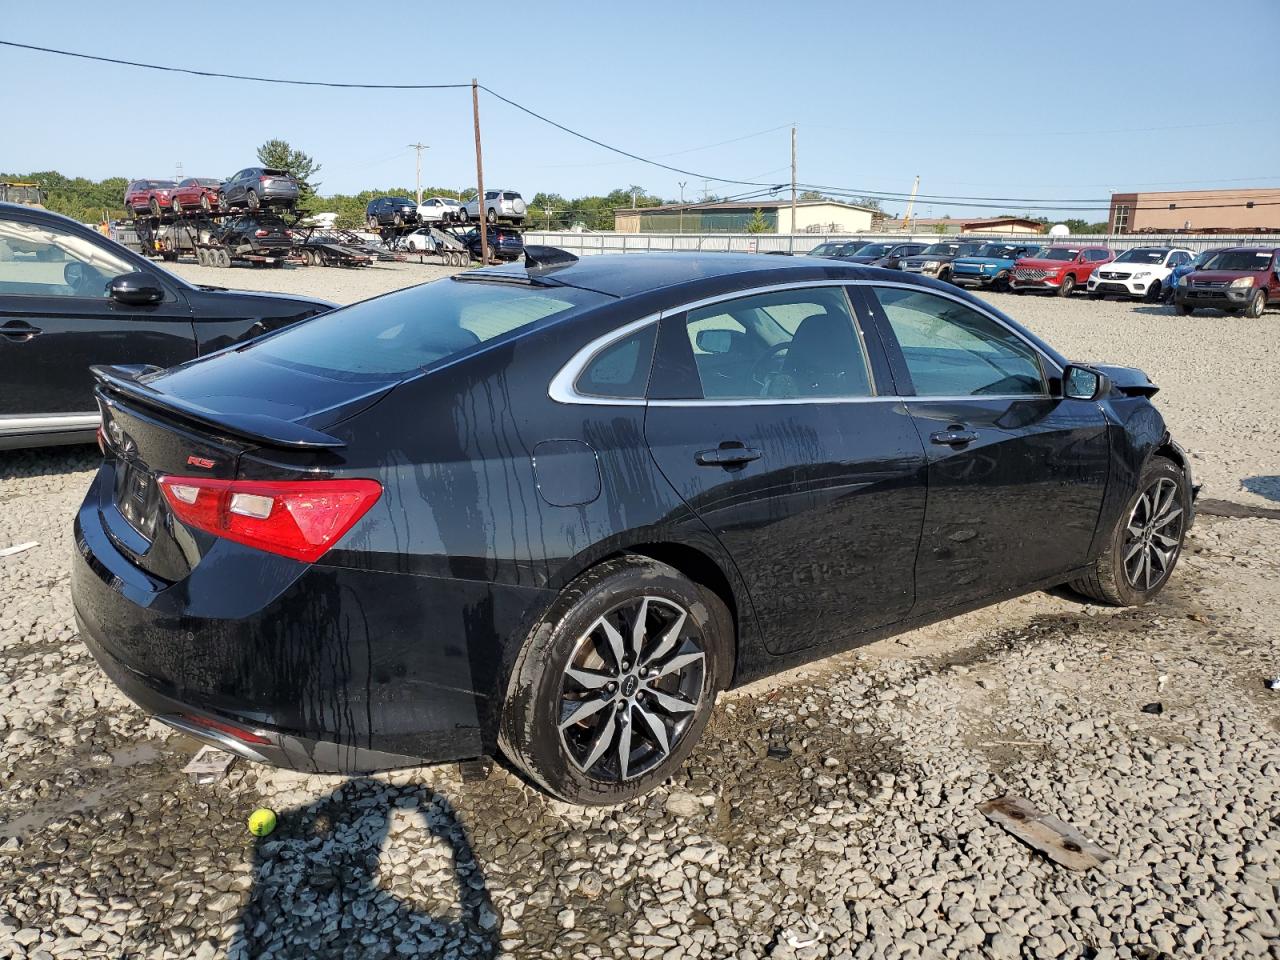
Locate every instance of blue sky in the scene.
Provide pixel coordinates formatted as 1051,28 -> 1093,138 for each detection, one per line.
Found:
3,0 -> 1278,219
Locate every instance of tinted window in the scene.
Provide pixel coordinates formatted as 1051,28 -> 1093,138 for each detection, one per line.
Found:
246,278 -> 607,381
0,218 -> 134,298
575,324 -> 657,399
1087,249 -> 1110,262
682,287 -> 873,400
1204,250 -> 1275,271
871,287 -> 1045,398
1040,249 -> 1079,261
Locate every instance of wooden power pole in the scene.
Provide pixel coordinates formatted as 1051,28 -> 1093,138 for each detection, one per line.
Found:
408,142 -> 429,206
790,125 -> 797,241
471,80 -> 488,265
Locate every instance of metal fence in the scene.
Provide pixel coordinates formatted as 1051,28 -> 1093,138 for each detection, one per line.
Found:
522,231 -> 1271,257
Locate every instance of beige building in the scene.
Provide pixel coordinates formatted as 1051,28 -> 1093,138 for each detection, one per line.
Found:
880,216 -> 1045,235
1108,188 -> 1280,234
613,199 -> 876,234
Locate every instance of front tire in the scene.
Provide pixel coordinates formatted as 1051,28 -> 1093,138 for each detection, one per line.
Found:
1057,274 -> 1076,297
1245,290 -> 1267,318
1145,280 -> 1162,303
1070,456 -> 1189,606
499,556 -> 730,805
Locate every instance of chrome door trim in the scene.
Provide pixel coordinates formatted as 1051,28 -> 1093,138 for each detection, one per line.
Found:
0,412 -> 101,433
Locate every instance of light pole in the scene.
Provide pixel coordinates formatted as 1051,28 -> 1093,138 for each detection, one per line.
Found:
678,181 -> 687,234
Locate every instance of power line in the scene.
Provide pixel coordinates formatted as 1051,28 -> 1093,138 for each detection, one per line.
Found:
0,39 -> 470,89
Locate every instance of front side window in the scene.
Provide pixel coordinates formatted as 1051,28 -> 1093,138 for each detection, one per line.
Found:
871,287 -> 1046,398
0,218 -> 134,298
682,287 -> 873,400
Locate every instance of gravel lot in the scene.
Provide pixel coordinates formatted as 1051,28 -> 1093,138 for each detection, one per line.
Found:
1,265 -> 1277,960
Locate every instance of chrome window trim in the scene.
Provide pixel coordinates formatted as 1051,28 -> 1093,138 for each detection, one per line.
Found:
547,314 -> 658,407
547,278 -> 1061,406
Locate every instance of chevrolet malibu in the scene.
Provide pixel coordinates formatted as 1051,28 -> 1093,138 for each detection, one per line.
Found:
72,250 -> 1196,804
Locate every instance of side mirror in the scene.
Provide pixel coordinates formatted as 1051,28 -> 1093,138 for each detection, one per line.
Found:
695,329 -> 735,354
1062,364 -> 1110,401
109,272 -> 164,306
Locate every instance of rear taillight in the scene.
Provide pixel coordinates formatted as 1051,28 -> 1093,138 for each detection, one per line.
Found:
259,176 -> 271,182
255,229 -> 269,238
157,476 -> 382,563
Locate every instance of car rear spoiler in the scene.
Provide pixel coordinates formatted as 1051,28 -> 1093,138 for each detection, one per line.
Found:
91,364 -> 347,449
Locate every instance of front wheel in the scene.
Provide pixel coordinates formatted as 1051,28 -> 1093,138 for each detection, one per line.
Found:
1144,280 -> 1162,303
1057,274 -> 1076,297
1245,290 -> 1267,318
201,194 -> 213,213
459,208 -> 470,223
1069,456 -> 1189,606
499,556 -> 731,805
172,197 -> 183,216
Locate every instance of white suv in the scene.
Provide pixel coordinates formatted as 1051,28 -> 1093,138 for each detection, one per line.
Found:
1088,247 -> 1193,302
416,196 -> 463,224
462,189 -> 526,224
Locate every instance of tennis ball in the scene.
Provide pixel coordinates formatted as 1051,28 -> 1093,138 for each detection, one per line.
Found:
247,808 -> 277,837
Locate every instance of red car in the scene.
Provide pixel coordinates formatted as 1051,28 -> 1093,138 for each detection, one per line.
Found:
124,179 -> 178,217
1010,245 -> 1114,297
1175,246 -> 1280,318
171,178 -> 223,214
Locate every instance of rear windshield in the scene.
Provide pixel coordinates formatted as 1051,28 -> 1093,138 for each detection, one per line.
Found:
244,278 -> 607,381
502,192 -> 522,200
261,168 -> 289,177
1203,250 -> 1274,271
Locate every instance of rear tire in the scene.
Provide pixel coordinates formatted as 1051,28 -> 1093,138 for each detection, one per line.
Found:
368,215 -> 380,230
1245,290 -> 1266,318
172,197 -> 183,216
246,190 -> 260,211
488,207 -> 499,225
459,208 -> 470,224
1069,456 -> 1189,607
499,556 -> 731,805
1057,274 -> 1076,297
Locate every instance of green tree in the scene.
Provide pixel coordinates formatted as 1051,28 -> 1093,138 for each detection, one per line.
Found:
745,208 -> 769,234
256,139 -> 322,205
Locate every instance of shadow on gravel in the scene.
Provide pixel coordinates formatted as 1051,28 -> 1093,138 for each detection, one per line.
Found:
233,778 -> 498,960
1242,476 -> 1280,503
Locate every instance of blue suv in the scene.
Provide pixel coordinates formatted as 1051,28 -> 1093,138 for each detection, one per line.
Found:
952,242 -> 1044,292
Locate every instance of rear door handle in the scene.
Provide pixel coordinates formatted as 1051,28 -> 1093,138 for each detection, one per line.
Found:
696,445 -> 763,467
1,322 -> 42,342
930,429 -> 978,446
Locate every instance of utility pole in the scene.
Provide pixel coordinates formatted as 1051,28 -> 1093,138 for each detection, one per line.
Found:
902,175 -> 920,233
790,125 -> 797,238
407,142 -> 429,206
678,181 -> 687,234
471,79 -> 488,265
632,187 -> 639,209
175,161 -> 183,182
701,180 -> 709,202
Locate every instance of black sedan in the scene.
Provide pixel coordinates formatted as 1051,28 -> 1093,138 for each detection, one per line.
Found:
71,250 -> 1195,804
0,203 -> 333,450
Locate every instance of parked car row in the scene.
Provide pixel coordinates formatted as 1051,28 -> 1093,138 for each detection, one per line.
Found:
368,190 -> 527,230
809,239 -> 1279,315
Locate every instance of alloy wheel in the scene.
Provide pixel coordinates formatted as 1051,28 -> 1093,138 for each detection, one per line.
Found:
558,596 -> 705,781
1123,477 -> 1183,590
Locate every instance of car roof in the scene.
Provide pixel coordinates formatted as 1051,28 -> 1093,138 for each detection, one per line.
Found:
478,251 -> 888,298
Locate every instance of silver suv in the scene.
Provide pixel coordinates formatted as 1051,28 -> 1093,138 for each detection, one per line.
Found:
462,189 -> 526,224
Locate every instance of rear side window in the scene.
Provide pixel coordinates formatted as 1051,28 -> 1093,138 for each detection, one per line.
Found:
575,324 -> 657,399
871,287 -> 1045,398
246,278 -> 608,381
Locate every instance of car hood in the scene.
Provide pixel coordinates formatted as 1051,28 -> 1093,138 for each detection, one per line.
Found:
953,257 -> 1014,268
1187,269 -> 1263,282
1016,258 -> 1073,270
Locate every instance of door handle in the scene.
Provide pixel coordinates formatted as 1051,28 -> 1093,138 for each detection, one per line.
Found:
1,322 -> 42,342
695,445 -> 763,467
930,429 -> 978,446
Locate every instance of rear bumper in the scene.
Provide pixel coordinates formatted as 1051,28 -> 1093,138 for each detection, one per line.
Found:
71,467 -> 552,772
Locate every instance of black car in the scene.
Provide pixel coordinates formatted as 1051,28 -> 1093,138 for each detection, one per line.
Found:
72,251 -> 1196,804
837,241 -> 898,264
0,203 -> 332,449
213,214 -> 295,258
366,196 -> 420,229
872,242 -> 928,269
464,225 -> 523,262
